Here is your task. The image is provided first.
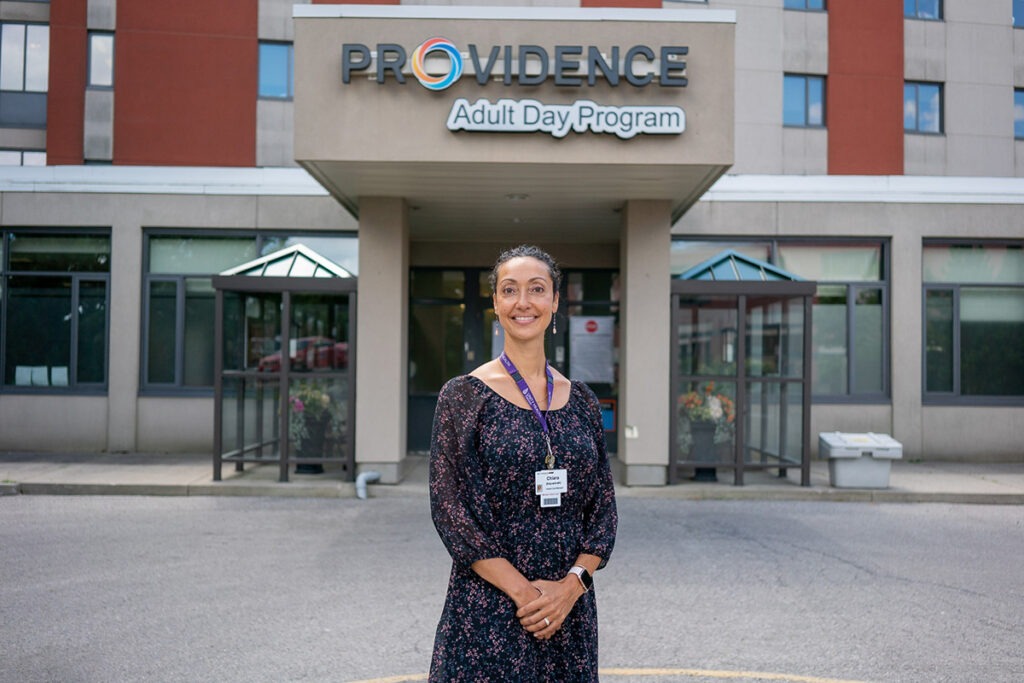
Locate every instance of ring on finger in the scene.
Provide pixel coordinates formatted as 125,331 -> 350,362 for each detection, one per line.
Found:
544,617 -> 551,627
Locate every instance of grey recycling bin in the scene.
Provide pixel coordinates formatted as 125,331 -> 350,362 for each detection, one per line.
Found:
819,432 -> 903,489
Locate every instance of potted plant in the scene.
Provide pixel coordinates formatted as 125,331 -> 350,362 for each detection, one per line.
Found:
677,382 -> 735,482
288,381 -> 343,474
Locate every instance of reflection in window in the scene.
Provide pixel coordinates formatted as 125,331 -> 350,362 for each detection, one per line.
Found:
904,0 -> 941,19
1,23 -> 48,92
88,32 -> 114,88
1015,89 -> 1024,139
904,82 -> 942,133
1016,0 -> 1024,28
1,231 -> 110,389
143,232 -> 356,390
784,0 -> 825,9
924,243 -> 1024,399
259,42 -> 293,99
784,74 -> 825,127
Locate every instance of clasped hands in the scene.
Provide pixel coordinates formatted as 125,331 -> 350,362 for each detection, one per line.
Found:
514,577 -> 585,640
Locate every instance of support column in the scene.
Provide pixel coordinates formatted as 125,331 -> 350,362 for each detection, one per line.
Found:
890,229 -> 923,458
618,200 -> 672,486
355,197 -> 409,483
106,218 -> 142,451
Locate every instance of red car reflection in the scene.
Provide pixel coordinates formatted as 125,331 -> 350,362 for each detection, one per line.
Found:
258,337 -> 348,371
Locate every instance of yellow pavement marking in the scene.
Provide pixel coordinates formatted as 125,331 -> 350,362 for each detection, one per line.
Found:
347,670 -> 868,683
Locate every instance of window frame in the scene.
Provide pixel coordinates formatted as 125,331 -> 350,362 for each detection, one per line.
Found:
783,73 -> 826,128
922,240 -> 1024,406
258,41 -> 294,100
87,31 -> 114,90
140,229 -> 357,396
904,0 -> 943,21
784,0 -> 826,11
0,22 -> 48,93
1015,88 -> 1024,139
0,228 -> 111,394
904,81 -> 944,135
671,237 -> 890,404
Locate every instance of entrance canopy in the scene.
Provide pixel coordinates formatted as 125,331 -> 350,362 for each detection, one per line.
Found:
293,6 -> 736,241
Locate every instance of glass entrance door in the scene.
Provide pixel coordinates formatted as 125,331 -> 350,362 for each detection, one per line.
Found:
407,268 -> 494,452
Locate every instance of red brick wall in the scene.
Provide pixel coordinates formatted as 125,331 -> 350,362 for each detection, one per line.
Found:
47,0 -> 88,165
827,0 -> 904,174
113,0 -> 257,166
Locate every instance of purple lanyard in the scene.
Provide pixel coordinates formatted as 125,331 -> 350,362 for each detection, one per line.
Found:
499,352 -> 555,468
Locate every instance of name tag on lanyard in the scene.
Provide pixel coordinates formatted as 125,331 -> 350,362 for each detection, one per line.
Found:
536,468 -> 568,508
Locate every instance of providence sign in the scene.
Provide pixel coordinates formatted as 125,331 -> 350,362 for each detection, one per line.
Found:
341,39 -> 689,140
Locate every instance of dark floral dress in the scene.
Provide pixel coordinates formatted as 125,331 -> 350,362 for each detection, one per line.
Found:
429,375 -> 618,682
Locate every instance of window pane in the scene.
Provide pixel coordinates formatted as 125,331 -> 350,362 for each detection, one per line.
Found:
183,278 -> 215,386
1016,0 -> 1024,28
904,84 -> 917,130
409,303 -> 463,393
410,270 -> 464,299
88,33 -> 114,88
4,275 -> 70,386
746,297 -> 805,379
904,0 -> 914,18
852,288 -> 883,394
77,280 -> 107,384
0,150 -> 20,165
25,25 -> 47,92
149,236 -> 256,275
9,233 -> 111,272
925,290 -> 953,393
783,75 -> 807,126
960,288 -> 1024,396
811,284 -> 847,394
259,235 -> 358,275
677,295 -> 739,377
259,42 -> 292,98
671,241 -> 771,275
147,280 -> 177,384
919,0 -> 940,19
919,84 -> 941,133
778,243 -> 882,281
1015,90 -> 1024,139
1,24 -> 25,91
923,244 -> 1024,284
23,151 -> 44,166
807,76 -> 824,126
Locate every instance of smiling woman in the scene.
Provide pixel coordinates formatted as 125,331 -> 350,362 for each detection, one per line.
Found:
428,244 -> 617,682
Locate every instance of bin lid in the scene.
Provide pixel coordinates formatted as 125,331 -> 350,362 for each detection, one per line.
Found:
819,432 -> 903,457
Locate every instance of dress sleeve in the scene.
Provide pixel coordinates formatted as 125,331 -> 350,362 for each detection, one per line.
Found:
577,382 -> 618,570
429,376 -> 506,567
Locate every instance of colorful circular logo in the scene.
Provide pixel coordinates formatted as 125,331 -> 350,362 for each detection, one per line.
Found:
411,38 -> 463,91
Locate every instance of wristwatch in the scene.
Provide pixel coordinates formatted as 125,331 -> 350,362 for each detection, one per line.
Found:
568,565 -> 593,591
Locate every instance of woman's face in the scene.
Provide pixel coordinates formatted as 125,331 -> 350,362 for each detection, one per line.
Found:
493,256 -> 558,343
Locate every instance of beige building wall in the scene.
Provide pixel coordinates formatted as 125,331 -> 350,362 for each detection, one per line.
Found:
675,176 -> 1024,461
0,170 -> 353,455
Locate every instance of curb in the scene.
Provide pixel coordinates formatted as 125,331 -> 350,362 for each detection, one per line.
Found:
4,481 -> 1023,504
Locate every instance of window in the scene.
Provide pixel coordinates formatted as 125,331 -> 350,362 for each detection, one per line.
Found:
923,242 -> 1024,401
783,74 -> 825,127
142,231 -> 357,392
88,32 -> 114,88
672,239 -> 889,401
904,81 -> 942,134
904,0 -> 941,20
1,231 -> 110,390
259,42 -> 293,99
0,149 -> 45,165
0,23 -> 48,92
784,0 -> 825,10
1015,89 -> 1024,139
1016,0 -> 1024,28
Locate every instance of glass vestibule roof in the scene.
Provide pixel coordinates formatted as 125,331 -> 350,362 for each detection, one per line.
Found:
220,243 -> 354,279
676,249 -> 804,282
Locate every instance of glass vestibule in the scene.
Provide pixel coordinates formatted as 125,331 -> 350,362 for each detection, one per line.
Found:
213,247 -> 356,483
671,278 -> 815,486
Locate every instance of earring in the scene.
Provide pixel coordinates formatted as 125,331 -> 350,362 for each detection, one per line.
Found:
552,315 -> 557,335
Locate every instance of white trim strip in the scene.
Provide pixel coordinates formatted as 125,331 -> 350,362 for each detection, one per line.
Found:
702,175 -> 1024,205
0,166 -> 329,196
293,5 -> 736,24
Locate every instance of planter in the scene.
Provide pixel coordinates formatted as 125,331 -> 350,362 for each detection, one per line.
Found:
690,420 -> 718,482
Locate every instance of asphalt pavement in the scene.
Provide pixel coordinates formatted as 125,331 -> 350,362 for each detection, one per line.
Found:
1,451 -> 1023,504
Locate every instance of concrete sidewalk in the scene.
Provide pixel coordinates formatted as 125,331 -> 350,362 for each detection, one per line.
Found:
1,451 -> 1023,504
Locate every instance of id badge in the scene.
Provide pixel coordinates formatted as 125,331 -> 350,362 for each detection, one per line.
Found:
535,469 -> 568,495
540,492 -> 562,508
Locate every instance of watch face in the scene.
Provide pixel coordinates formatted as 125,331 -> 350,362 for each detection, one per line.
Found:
572,566 -> 593,589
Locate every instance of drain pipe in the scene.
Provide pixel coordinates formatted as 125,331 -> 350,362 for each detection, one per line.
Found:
355,471 -> 381,500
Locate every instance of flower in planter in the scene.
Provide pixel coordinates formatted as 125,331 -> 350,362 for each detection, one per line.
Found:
288,382 -> 343,453
677,382 -> 735,449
